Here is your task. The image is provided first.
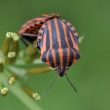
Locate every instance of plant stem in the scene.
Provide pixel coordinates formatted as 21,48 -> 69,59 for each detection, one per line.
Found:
2,73 -> 43,110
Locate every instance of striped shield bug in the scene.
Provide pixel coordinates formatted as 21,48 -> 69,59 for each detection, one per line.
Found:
18,14 -> 60,45
19,14 -> 80,94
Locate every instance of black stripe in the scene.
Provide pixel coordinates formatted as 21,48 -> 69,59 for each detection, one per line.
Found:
54,49 -> 60,66
74,36 -> 79,44
66,26 -> 74,48
48,50 -> 55,68
57,19 -> 68,48
63,48 -> 67,66
45,27 -> 50,50
62,20 -> 79,49
51,19 -> 59,49
73,48 -> 80,60
69,49 -> 74,67
41,51 -> 47,62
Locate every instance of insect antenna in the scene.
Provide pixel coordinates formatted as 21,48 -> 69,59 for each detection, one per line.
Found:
65,74 -> 77,92
43,73 -> 58,95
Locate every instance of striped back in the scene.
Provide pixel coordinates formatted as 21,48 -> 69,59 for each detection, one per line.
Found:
38,18 -> 80,76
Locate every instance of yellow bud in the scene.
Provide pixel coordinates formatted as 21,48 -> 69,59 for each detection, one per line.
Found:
1,87 -> 8,95
10,32 -> 19,41
6,32 -> 11,38
8,80 -> 14,85
27,66 -> 51,74
8,52 -> 16,58
33,93 -> 41,100
8,77 -> 16,85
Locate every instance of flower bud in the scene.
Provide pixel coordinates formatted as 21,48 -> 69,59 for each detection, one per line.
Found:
0,87 -> 8,95
8,52 -> 16,58
6,32 -> 11,38
10,32 -> 19,41
8,77 -> 16,85
27,66 -> 51,74
33,93 -> 41,100
2,32 -> 20,56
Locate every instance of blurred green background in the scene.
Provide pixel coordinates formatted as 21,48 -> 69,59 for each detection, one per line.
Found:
0,0 -> 110,110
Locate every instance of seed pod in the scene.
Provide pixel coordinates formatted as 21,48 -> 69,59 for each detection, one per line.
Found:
8,73 -> 17,80
26,40 -> 38,57
2,38 -> 10,56
9,40 -> 19,55
14,41 -> 19,55
0,59 -> 4,73
27,66 -> 51,74
25,52 -> 40,63
22,85 -> 34,98
4,57 -> 16,64
0,64 -> 4,73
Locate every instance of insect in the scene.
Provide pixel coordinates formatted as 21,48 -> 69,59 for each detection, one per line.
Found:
19,14 -> 80,94
19,14 -> 60,45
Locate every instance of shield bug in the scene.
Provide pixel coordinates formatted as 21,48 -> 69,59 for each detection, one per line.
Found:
19,14 -> 80,94
18,14 -> 60,45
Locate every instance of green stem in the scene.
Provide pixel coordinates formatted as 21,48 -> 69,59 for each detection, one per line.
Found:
2,73 -> 43,110
6,65 -> 27,77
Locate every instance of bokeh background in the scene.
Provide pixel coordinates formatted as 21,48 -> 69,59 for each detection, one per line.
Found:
0,0 -> 110,110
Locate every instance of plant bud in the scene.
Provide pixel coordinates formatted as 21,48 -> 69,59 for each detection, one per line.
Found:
33,93 -> 41,100
8,77 -> 16,85
0,87 -> 8,95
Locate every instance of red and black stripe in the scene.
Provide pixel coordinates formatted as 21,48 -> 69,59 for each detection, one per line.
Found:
39,18 -> 80,69
18,14 -> 60,44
